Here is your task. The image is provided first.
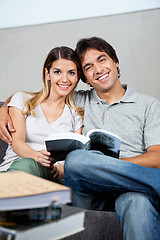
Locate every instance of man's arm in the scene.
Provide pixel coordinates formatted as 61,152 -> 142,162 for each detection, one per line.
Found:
0,96 -> 16,144
121,145 -> 160,168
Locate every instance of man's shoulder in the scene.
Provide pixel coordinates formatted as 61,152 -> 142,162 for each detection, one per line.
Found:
127,86 -> 160,106
73,88 -> 95,106
133,91 -> 160,117
74,88 -> 94,97
136,91 -> 160,106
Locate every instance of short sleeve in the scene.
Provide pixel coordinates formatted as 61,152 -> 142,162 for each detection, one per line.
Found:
70,108 -> 83,132
7,92 -> 30,111
144,99 -> 160,148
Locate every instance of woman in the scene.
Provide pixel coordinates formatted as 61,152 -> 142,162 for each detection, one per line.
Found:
0,46 -> 83,181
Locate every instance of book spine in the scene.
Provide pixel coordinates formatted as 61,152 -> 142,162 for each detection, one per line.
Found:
0,227 -> 16,240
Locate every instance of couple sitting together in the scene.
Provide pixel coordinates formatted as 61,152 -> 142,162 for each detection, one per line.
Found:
0,37 -> 160,240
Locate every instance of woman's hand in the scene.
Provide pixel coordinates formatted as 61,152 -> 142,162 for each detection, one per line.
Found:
36,149 -> 55,168
50,164 -> 64,180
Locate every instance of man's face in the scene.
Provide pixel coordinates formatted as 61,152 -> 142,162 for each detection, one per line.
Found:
81,49 -> 119,93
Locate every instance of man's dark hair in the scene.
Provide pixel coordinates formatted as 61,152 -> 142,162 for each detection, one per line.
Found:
75,37 -> 120,82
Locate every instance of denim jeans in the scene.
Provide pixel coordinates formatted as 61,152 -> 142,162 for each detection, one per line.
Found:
64,149 -> 160,240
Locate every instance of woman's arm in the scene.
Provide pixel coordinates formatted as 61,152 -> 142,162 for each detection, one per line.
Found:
74,126 -> 83,134
9,106 -> 52,167
0,95 -> 16,144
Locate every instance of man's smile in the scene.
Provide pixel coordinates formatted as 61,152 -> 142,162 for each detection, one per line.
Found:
96,72 -> 110,81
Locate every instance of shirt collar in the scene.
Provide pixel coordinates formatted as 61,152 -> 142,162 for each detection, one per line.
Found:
119,84 -> 138,103
90,85 -> 138,104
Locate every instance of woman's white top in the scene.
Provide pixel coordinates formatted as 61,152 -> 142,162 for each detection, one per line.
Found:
0,92 -> 83,171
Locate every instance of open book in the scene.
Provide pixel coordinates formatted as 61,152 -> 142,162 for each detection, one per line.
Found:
45,129 -> 121,161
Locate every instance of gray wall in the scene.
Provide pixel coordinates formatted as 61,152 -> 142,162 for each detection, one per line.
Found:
0,8 -> 160,101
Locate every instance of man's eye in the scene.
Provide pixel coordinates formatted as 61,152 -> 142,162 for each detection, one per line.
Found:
100,58 -> 105,62
86,66 -> 92,71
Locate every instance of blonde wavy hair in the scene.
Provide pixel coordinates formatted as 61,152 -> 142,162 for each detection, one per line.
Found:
23,46 -> 84,119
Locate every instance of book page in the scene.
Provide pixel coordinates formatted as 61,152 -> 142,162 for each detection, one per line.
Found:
45,132 -> 88,144
87,128 -> 120,140
0,171 -> 69,199
88,129 -> 121,158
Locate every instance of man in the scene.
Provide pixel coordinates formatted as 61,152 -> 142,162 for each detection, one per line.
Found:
0,37 -> 160,239
64,37 -> 160,240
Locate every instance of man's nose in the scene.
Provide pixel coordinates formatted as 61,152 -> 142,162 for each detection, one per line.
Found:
94,64 -> 102,74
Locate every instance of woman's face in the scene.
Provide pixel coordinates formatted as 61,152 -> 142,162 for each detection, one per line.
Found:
46,58 -> 78,98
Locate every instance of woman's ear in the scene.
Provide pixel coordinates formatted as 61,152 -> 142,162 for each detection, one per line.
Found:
45,68 -> 50,80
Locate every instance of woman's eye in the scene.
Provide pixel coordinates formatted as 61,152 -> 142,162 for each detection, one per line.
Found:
54,70 -> 60,75
69,71 -> 76,75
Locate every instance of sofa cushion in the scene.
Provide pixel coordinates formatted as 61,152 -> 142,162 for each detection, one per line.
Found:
62,210 -> 123,240
0,139 -> 7,164
0,102 -> 8,164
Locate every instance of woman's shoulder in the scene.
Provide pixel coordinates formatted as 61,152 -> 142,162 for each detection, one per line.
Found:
64,104 -> 76,115
8,92 -> 33,110
12,91 -> 32,101
64,104 -> 81,119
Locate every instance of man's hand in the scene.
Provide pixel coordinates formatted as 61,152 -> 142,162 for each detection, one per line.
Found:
0,107 -> 16,144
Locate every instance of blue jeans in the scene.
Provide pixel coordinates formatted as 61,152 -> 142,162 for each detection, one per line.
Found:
64,149 -> 160,240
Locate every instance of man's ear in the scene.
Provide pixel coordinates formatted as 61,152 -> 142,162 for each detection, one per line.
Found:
86,80 -> 92,87
114,61 -> 119,68
86,79 -> 90,84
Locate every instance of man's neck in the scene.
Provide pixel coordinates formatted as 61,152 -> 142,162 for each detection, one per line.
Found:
96,83 -> 126,104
